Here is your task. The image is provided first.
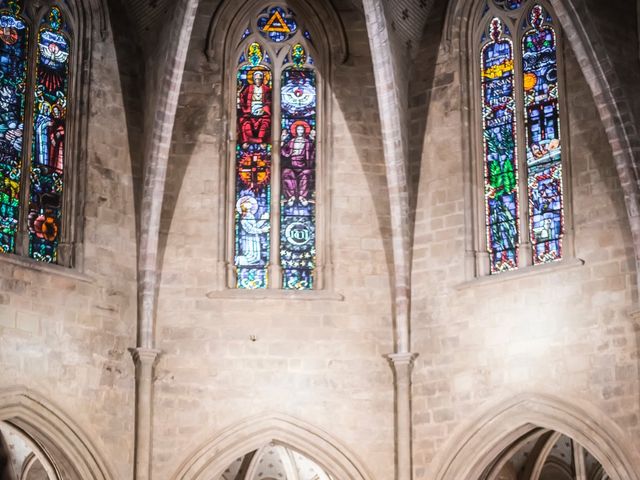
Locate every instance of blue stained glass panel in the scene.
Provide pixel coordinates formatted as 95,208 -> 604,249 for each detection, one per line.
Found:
481,18 -> 519,273
493,0 -> 524,10
280,50 -> 316,290
522,5 -> 563,265
29,7 -> 69,263
0,6 -> 27,255
257,7 -> 297,43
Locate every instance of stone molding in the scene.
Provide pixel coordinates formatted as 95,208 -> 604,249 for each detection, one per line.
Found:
170,413 -> 376,480
387,352 -> 419,369
0,387 -> 113,480
129,347 -> 162,369
429,392 -> 640,480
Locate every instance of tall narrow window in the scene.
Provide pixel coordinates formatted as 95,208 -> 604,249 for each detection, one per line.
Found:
279,43 -> 316,290
0,0 -> 28,254
0,1 -> 73,265
29,6 -> 69,263
476,1 -> 565,275
522,5 -> 563,265
481,17 -> 519,273
232,6 -> 317,290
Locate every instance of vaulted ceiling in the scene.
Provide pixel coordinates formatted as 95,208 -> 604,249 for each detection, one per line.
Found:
112,0 -> 436,55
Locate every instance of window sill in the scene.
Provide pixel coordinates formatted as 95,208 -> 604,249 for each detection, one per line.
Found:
456,257 -> 586,290
205,289 -> 345,301
0,253 -> 92,283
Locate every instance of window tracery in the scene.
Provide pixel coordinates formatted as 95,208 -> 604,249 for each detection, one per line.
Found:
0,0 -> 72,265
477,0 -> 566,274
232,5 -> 318,290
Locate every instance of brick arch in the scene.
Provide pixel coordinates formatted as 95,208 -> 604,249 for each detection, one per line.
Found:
429,392 -> 640,480
170,413 -> 375,480
446,0 -> 640,287
0,387 -> 114,480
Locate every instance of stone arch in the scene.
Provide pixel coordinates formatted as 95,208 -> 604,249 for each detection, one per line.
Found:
429,392 -> 640,480
0,387 -> 113,480
446,0 -> 640,286
201,0 -> 349,292
171,413 -> 376,480
206,0 -> 348,66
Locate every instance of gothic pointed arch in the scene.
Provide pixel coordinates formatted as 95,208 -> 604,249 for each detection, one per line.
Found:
171,413 -> 375,480
0,387 -> 114,480
429,392 -> 640,480
205,0 -> 348,291
447,0 -> 640,284
0,0 -> 102,269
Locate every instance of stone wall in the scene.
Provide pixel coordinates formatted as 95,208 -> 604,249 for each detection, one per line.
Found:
151,2 -> 395,478
0,1 -> 638,479
410,5 -> 639,478
0,24 -> 137,480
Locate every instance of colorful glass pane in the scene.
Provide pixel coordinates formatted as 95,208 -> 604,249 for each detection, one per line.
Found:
0,2 -> 27,255
522,5 -> 563,264
493,0 -> 524,10
481,18 -> 519,273
29,7 -> 69,263
257,6 -> 297,43
280,44 -> 316,290
235,43 -> 272,289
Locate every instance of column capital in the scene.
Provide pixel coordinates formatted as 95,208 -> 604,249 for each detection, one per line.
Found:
387,352 -> 418,368
129,347 -> 161,367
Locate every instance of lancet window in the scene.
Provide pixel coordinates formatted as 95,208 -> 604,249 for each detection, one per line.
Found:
478,1 -> 565,274
0,0 -> 72,264
232,6 -> 318,290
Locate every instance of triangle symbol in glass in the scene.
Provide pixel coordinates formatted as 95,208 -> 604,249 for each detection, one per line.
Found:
263,10 -> 290,33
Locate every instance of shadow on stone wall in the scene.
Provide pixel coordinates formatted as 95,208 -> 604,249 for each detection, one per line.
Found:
407,0 -> 448,235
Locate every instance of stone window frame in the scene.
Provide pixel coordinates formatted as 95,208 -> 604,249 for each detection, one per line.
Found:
205,0 -> 347,298
0,0 -> 92,275
466,0 -> 578,279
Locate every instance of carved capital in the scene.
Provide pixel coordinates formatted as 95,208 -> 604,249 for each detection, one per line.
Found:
387,352 -> 419,370
129,347 -> 161,368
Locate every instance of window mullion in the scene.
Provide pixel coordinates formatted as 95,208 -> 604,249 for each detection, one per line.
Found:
16,22 -> 39,258
514,18 -> 532,268
269,55 -> 282,289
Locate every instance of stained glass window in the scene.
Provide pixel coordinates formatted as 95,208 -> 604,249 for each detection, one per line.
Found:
0,0 -> 27,254
478,2 -> 565,274
235,42 -> 272,289
280,44 -> 316,289
233,7 -> 317,290
522,5 -> 563,265
493,0 -> 524,11
257,7 -> 297,43
28,6 -> 69,263
481,17 -> 519,273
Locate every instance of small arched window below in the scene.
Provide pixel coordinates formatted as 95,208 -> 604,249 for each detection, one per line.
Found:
476,1 -> 568,275
0,0 -> 73,265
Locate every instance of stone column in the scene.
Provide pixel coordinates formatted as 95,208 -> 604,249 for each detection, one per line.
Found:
389,353 -> 418,480
130,347 -> 161,480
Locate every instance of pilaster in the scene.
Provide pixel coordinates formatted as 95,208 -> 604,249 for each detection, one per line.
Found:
388,352 -> 418,480
130,347 -> 161,480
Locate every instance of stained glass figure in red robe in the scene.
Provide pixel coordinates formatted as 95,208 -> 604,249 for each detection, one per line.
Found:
238,69 -> 271,149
